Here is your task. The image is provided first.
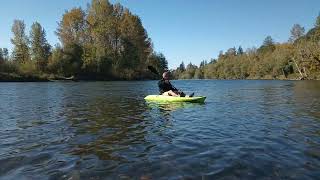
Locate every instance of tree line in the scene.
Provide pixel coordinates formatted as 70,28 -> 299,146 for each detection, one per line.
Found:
0,0 -> 168,81
1,2 -> 319,81
172,13 -> 320,80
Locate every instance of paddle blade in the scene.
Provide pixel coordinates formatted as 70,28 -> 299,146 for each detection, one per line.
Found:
147,66 -> 159,76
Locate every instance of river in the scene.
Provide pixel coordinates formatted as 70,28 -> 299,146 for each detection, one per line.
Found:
0,80 -> 319,179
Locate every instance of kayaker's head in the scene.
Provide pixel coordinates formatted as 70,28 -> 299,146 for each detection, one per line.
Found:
162,71 -> 170,80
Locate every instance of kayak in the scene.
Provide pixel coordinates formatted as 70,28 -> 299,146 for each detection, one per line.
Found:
144,95 -> 206,103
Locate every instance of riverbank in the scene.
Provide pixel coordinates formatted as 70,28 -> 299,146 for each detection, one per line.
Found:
0,72 -> 155,82
0,72 -> 49,82
1,72 -> 319,82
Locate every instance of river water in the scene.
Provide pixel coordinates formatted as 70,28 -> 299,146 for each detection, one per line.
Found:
0,80 -> 320,179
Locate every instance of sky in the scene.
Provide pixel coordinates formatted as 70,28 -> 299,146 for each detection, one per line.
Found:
0,0 -> 319,68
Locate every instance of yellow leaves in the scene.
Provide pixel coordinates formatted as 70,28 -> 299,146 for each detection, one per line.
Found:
57,8 -> 86,46
61,8 -> 85,28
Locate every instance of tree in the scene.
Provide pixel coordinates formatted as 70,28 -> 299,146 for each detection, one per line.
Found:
263,36 -> 274,46
2,48 -> 9,61
304,16 -> 320,42
195,60 -> 206,79
295,39 -> 320,73
289,24 -> 305,43
226,47 -> 237,56
56,8 -> 86,46
0,48 -> 3,62
56,7 -> 87,75
11,20 -> 30,63
61,43 -> 83,76
258,36 -> 275,53
200,60 -> 207,68
184,62 -> 197,79
315,12 -> 320,27
47,45 -> 64,74
2,0 -> 160,80
210,58 -> 217,64
119,8 -> 152,71
30,22 -> 51,71
237,46 -> 244,55
86,0 -> 115,73
178,61 -> 185,71
54,0 -> 154,79
157,53 -> 168,70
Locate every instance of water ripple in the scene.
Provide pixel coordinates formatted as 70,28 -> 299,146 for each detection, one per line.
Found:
0,80 -> 320,179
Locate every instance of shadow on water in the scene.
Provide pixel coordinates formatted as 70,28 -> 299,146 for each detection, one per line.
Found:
66,98 -> 148,155
146,101 -> 205,111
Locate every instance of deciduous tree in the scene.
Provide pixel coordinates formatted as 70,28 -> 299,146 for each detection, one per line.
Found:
289,24 -> 305,43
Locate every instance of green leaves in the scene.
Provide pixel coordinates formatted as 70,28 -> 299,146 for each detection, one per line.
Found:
30,22 -> 51,71
11,20 -> 30,63
172,20 -> 320,80
54,0 -> 153,79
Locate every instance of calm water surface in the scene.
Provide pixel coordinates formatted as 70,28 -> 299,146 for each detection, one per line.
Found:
0,80 -> 320,179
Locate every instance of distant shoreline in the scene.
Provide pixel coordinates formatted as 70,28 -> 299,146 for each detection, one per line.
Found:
1,72 -> 318,82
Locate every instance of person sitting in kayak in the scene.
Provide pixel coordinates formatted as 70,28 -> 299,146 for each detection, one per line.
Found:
158,71 -> 194,97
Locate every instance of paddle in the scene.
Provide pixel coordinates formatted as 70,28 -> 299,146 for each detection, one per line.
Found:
147,66 -> 160,76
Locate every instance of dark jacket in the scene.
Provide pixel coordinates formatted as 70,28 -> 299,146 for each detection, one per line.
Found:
158,79 -> 178,94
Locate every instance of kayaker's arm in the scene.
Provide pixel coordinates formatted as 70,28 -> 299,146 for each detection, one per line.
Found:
169,82 -> 178,91
158,79 -> 178,94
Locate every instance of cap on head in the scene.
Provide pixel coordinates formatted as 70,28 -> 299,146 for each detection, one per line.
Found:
162,71 -> 169,79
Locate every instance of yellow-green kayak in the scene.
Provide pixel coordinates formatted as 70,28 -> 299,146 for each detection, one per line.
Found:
144,95 -> 206,103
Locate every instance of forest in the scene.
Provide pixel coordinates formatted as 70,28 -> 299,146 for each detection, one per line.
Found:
0,0 -> 319,81
0,0 -> 168,81
172,14 -> 320,80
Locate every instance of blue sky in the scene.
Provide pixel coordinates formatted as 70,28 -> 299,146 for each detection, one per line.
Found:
0,0 -> 319,68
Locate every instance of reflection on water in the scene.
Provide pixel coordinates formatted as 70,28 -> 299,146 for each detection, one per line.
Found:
0,80 -> 320,179
146,101 -> 204,112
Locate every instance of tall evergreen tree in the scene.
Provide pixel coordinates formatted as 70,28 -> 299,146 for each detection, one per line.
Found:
258,36 -> 276,53
237,46 -> 244,55
179,61 -> 185,71
263,36 -> 274,46
2,48 -> 9,61
159,53 -> 168,70
0,48 -> 3,62
200,60 -> 206,68
30,22 -> 51,71
11,20 -> 30,63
